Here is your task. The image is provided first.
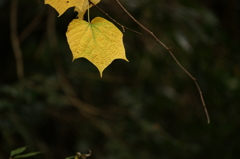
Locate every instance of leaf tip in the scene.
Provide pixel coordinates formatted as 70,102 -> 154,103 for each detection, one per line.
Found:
99,71 -> 103,78
72,57 -> 77,62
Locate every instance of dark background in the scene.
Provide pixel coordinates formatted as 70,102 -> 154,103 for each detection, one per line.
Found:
1,0 -> 240,159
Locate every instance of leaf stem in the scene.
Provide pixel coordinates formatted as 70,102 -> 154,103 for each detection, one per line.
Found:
88,0 -> 90,22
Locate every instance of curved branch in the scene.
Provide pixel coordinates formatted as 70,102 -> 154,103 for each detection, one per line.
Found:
115,0 -> 210,123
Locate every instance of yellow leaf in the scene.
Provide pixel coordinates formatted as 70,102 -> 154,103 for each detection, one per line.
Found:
74,7 -> 85,19
74,0 -> 100,12
45,0 -> 74,16
74,0 -> 100,19
45,0 -> 100,17
66,17 -> 128,77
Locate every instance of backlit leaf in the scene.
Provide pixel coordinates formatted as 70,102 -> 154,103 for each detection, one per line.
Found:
14,152 -> 42,158
65,156 -> 75,159
45,0 -> 74,16
74,0 -> 100,19
45,0 -> 100,17
10,146 -> 27,157
75,0 -> 100,12
74,7 -> 85,20
66,17 -> 128,77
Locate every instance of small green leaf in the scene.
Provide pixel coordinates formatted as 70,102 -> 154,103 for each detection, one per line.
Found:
14,152 -> 42,158
65,156 -> 75,159
10,146 -> 27,157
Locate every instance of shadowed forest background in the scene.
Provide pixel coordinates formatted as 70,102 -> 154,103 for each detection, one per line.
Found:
1,0 -> 240,158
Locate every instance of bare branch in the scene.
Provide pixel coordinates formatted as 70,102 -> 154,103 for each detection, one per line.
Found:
19,9 -> 46,43
115,0 -> 210,123
89,0 -> 141,35
10,0 -> 24,80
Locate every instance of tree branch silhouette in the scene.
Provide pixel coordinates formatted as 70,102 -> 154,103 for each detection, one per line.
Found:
115,0 -> 210,123
10,0 -> 24,80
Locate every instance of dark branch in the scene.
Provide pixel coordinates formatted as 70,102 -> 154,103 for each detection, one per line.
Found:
115,0 -> 210,123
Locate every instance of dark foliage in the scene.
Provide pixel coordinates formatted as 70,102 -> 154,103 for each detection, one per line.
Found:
0,0 -> 240,159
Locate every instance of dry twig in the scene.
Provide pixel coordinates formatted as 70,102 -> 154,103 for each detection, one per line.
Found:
115,0 -> 210,123
10,0 -> 24,80
89,0 -> 141,35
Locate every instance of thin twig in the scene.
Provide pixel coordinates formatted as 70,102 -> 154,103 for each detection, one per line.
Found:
19,8 -> 46,43
10,0 -> 24,80
89,0 -> 141,35
115,0 -> 210,123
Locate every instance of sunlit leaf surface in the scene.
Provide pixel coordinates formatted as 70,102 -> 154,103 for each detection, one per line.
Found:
66,17 -> 128,77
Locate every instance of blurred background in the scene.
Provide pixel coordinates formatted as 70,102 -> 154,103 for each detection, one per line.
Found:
1,0 -> 240,158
